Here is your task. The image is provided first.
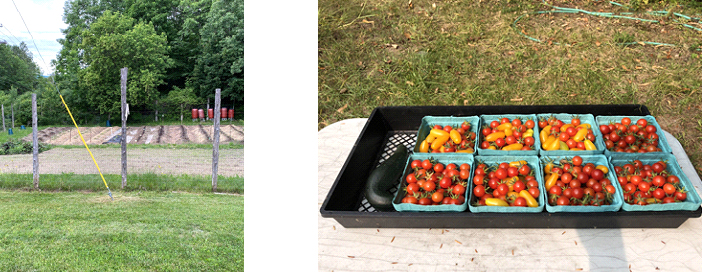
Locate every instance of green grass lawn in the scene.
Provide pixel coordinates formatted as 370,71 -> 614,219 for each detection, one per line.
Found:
0,125 -> 244,270
318,0 -> 702,174
0,191 -> 243,271
0,173 -> 244,194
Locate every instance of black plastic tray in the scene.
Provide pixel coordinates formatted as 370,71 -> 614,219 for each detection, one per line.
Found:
319,105 -> 702,228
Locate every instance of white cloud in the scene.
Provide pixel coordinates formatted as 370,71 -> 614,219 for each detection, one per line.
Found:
0,0 -> 67,76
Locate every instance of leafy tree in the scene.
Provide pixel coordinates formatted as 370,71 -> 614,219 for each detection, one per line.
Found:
166,86 -> 203,122
188,0 -> 243,107
0,42 -> 41,95
54,0 -> 127,109
77,11 -> 172,117
52,0 -> 244,122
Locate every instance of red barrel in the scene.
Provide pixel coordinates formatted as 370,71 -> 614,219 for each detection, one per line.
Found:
208,108 -> 214,119
191,109 -> 198,119
221,107 -> 228,120
198,109 -> 205,119
228,109 -> 234,119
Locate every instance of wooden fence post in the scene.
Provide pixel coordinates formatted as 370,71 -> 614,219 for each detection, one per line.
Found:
32,93 -> 38,189
212,88 -> 221,192
121,67 -> 128,189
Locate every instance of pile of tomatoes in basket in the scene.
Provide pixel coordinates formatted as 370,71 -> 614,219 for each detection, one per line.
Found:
418,121 -> 477,153
479,117 -> 536,151
614,159 -> 688,205
544,156 -> 617,206
471,161 -> 541,207
600,117 -> 662,153
400,159 -> 470,205
538,115 -> 598,151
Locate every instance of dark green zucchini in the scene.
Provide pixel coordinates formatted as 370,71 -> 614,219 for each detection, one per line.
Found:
364,144 -> 409,212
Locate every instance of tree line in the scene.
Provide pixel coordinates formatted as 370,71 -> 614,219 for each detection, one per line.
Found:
0,0 -> 243,126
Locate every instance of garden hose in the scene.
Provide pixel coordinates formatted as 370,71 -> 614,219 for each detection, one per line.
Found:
513,0 -> 702,48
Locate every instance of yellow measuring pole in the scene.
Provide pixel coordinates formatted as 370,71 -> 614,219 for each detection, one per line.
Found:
58,94 -> 114,200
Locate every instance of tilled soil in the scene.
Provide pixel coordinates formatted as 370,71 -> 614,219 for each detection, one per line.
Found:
23,125 -> 244,145
0,148 -> 244,177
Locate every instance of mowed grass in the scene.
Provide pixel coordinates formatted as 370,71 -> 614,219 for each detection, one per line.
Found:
0,173 -> 244,194
319,0 -> 702,174
0,191 -> 243,271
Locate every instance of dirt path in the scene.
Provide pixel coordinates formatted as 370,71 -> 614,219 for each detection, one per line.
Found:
0,148 -> 244,177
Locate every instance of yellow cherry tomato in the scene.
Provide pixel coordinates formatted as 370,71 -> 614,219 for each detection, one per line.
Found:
431,134 -> 450,150
584,139 -> 597,151
596,165 -> 609,174
419,139 -> 430,152
502,143 -> 523,151
496,122 -> 513,131
485,131 -> 506,142
519,190 -> 539,208
545,173 -> 558,190
485,198 -> 509,207
449,129 -> 462,144
573,128 -> 588,142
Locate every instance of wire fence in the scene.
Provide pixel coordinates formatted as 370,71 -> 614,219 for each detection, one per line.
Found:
0,86 -> 244,195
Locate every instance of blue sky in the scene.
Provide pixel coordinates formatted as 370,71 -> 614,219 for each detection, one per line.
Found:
0,0 -> 67,76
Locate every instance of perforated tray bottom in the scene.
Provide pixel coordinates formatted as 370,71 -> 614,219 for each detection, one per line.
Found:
358,131 -> 416,212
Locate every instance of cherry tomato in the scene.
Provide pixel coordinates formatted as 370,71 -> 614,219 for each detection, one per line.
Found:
525,119 -> 535,129
512,197 -> 527,207
439,177 -> 452,189
513,181 -> 526,193
402,195 -> 419,204
406,183 -> 420,195
431,192 -> 444,203
630,175 -> 643,186
422,159 -> 433,170
556,196 -> 570,206
459,169 -> 470,180
549,185 -> 562,196
638,182 -> 650,192
645,124 -> 657,134
652,188 -> 665,200
507,167 -> 519,177
605,185 -> 616,195
473,185 -> 486,198
621,117 -> 631,126
418,197 -> 433,205
411,160 -> 422,169
636,119 -> 648,127
663,183 -> 676,195
599,124 -> 611,135
651,175 -> 666,187
572,156 -> 583,166
495,168 -> 508,179
451,195 -> 465,205
453,184 -> 466,196
590,169 -> 604,181
433,163 -> 445,173
496,183 -> 510,196
675,191 -> 687,201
